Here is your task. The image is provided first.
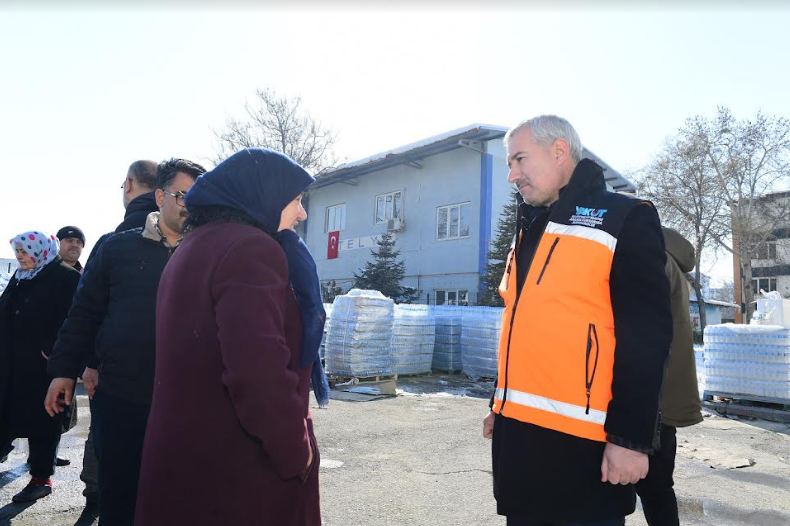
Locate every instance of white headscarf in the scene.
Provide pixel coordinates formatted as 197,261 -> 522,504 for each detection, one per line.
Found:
9,230 -> 60,281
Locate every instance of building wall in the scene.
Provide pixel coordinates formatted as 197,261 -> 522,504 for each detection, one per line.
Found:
305,146 -> 486,303
733,193 -> 790,321
0,258 -> 17,275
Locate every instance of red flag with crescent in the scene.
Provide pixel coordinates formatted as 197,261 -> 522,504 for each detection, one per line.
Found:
327,231 -> 339,259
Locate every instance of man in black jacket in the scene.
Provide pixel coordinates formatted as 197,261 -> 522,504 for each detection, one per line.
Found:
483,116 -> 672,525
45,158 -> 206,526
118,160 -> 159,232
77,161 -> 159,521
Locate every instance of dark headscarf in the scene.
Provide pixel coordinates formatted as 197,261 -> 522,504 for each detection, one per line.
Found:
185,148 -> 329,407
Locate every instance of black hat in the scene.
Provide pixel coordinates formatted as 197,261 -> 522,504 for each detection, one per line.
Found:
56,226 -> 86,245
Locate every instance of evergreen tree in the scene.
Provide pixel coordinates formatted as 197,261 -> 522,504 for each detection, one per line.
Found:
478,192 -> 519,306
353,232 -> 418,303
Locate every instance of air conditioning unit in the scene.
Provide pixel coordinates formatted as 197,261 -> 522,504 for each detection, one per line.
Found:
387,218 -> 404,232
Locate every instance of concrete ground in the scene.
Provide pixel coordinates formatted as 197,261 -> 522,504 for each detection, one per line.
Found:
1,377 -> 789,526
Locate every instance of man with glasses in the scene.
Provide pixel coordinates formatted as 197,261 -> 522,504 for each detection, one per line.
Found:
44,158 -> 206,526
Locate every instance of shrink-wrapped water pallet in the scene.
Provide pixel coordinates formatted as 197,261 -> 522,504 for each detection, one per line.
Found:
392,304 -> 435,375
461,307 -> 503,380
703,324 -> 790,402
325,290 -> 394,377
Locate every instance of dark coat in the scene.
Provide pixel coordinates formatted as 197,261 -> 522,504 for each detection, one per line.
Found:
0,258 -> 80,437
116,191 -> 158,233
492,160 -> 672,522
48,226 -> 175,405
661,228 -> 703,427
135,222 -> 320,526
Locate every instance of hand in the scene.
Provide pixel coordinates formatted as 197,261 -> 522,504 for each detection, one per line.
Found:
306,442 -> 314,473
82,367 -> 99,399
44,378 -> 76,417
601,442 -> 649,485
483,411 -> 495,439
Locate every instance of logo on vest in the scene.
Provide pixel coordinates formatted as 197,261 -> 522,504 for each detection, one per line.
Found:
570,206 -> 608,227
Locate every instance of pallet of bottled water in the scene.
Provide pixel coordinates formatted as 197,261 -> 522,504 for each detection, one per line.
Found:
461,306 -> 503,380
703,324 -> 790,401
319,303 -> 333,361
433,306 -> 464,372
392,304 -> 436,375
325,289 -> 394,377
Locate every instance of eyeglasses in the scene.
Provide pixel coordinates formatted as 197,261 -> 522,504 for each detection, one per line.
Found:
163,190 -> 187,206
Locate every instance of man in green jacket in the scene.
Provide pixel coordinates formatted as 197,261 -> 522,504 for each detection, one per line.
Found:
636,227 -> 703,526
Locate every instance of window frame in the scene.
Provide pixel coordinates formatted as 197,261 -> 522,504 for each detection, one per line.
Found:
436,202 -> 472,241
753,240 -> 778,260
374,190 -> 403,225
324,203 -> 347,233
752,277 -> 778,293
435,289 -> 469,306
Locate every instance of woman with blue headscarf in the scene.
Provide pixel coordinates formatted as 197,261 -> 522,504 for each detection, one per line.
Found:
0,231 -> 80,503
135,149 -> 323,526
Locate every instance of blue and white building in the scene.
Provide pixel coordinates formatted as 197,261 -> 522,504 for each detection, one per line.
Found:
302,124 -> 634,305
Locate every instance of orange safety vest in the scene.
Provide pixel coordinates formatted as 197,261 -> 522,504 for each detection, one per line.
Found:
492,165 -> 646,442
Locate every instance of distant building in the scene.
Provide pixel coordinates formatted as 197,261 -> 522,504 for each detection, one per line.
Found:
303,124 -> 634,305
732,191 -> 790,322
0,258 -> 17,275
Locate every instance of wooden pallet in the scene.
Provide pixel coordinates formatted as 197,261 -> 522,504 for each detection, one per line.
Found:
329,374 -> 398,396
702,390 -> 790,422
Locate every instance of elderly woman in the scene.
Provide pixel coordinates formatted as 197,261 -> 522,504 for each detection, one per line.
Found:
135,149 -> 322,525
0,231 -> 80,503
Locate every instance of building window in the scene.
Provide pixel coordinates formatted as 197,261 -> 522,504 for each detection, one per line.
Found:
436,289 -> 468,306
753,241 -> 777,260
325,203 -> 346,232
437,203 -> 471,240
752,278 -> 777,293
375,191 -> 402,224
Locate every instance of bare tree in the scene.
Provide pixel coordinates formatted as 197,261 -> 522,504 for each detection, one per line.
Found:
635,126 -> 729,332
637,107 -> 790,324
213,88 -> 339,174
694,108 -> 790,321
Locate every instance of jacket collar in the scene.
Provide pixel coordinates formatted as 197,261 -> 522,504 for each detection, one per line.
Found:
125,191 -> 158,219
142,212 -> 179,248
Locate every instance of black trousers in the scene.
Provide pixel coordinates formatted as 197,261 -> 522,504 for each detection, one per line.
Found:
635,424 -> 679,526
91,389 -> 150,526
0,432 -> 61,480
506,518 -> 625,526
80,422 -> 100,504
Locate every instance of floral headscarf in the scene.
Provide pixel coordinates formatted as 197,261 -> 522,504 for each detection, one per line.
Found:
9,230 -> 60,281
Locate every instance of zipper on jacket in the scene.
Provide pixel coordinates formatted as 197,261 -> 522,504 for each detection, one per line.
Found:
585,323 -> 600,414
501,218 -> 550,411
536,237 -> 559,286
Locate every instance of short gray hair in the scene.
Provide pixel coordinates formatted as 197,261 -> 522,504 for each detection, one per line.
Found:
505,115 -> 583,163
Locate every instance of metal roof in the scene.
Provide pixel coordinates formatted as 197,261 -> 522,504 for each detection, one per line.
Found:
313,124 -> 636,192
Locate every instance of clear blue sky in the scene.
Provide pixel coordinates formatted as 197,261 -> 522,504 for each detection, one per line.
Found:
1,4 -> 788,282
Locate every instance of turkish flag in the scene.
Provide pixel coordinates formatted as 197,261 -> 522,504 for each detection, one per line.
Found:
327,231 -> 339,259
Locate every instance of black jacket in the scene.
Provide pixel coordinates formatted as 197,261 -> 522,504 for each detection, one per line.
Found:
79,195 -> 159,371
49,227 -> 175,405
492,160 -> 672,522
0,258 -> 80,437
116,192 -> 158,233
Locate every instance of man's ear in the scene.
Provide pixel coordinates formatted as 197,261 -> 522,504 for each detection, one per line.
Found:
155,188 -> 165,209
552,139 -> 571,165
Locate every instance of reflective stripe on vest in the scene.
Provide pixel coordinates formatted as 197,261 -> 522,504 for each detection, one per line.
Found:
494,387 -> 607,425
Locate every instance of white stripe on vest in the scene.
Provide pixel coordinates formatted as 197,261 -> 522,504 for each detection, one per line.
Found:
495,387 -> 608,425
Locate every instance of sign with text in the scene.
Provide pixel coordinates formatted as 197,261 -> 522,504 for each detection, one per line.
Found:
327,231 -> 339,259
339,235 -> 381,252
